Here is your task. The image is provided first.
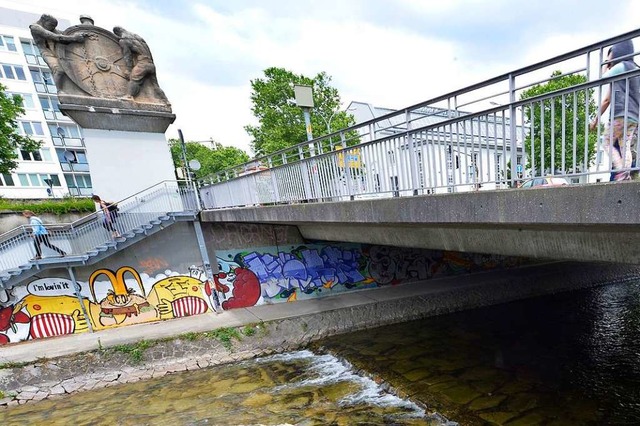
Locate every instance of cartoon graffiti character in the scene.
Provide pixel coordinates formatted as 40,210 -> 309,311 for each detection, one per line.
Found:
147,276 -> 213,319
11,294 -> 92,339
213,259 -> 261,309
0,305 -> 30,345
89,267 -> 158,327
221,267 -> 261,309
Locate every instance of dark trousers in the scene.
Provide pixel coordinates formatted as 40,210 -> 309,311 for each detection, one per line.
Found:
34,234 -> 66,257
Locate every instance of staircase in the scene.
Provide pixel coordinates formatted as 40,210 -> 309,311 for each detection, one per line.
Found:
0,181 -> 199,289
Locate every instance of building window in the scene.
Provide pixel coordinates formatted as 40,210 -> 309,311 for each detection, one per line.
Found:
42,174 -> 61,187
0,35 -> 17,52
18,121 -> 44,136
0,174 -> 15,186
49,123 -> 83,146
21,40 -> 46,66
30,69 -> 56,93
65,174 -> 92,188
19,149 -> 43,161
41,148 -> 52,162
0,63 -> 26,80
16,173 -> 61,187
7,92 -> 35,109
40,96 -> 65,120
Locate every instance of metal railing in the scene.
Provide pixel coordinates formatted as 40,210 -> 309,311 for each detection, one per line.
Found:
0,180 -> 198,277
200,29 -> 640,208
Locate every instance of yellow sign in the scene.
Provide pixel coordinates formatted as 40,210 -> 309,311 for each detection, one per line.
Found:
336,146 -> 361,169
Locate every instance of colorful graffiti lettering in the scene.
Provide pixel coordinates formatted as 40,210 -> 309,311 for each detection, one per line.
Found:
138,257 -> 170,272
0,240 -> 526,346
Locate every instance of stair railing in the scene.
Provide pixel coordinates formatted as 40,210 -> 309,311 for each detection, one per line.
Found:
0,180 -> 197,277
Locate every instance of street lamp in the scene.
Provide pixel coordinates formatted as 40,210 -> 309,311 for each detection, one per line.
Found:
319,106 -> 357,149
293,84 -> 315,150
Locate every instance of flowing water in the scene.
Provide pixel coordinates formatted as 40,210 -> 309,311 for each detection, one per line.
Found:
314,279 -> 640,425
0,350 -> 442,425
2,279 -> 640,425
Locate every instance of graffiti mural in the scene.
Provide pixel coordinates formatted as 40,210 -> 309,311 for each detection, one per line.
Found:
215,243 -> 527,307
0,239 -> 527,346
0,265 -> 216,345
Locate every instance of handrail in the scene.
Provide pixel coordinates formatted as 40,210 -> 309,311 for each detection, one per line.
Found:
0,180 -> 191,239
200,27 -> 640,184
199,62 -> 640,208
0,180 -> 198,278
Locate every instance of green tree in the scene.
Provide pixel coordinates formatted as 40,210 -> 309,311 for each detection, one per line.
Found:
169,140 -> 250,179
0,84 -> 40,174
244,67 -> 356,157
520,71 -> 597,174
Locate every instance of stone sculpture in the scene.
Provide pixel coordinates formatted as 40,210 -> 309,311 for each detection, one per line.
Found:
29,14 -> 172,113
29,14 -> 89,92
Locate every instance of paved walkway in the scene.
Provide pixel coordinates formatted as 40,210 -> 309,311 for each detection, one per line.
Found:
0,271 -> 488,364
2,260 -> 634,365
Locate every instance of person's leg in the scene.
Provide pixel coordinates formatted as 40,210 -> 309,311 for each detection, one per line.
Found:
33,235 -> 42,258
607,119 -> 630,181
41,234 -> 66,255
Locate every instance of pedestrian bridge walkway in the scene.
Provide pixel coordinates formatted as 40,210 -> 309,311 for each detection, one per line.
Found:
199,28 -> 640,208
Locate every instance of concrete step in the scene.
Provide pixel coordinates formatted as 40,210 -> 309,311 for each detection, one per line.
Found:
95,245 -> 109,252
86,250 -> 99,257
141,224 -> 153,230
149,219 -> 161,225
158,215 -> 171,221
132,227 -> 146,234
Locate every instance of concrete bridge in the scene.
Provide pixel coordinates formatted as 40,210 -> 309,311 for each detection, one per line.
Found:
202,182 -> 640,265
2,28 -> 640,350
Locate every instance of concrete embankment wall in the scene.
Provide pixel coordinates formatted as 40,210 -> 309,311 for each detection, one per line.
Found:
0,219 -> 536,346
1,260 -> 638,407
0,212 -> 85,234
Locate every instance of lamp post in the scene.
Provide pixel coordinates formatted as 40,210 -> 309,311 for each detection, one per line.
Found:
319,106 -> 356,149
293,84 -> 315,153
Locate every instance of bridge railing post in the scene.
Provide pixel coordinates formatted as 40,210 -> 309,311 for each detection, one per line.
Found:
406,109 -> 420,195
508,73 -> 518,188
341,132 -> 354,200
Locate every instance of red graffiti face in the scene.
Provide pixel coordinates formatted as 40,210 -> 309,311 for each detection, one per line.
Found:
213,271 -> 231,293
0,305 -> 30,345
221,268 -> 260,310
0,306 -> 12,332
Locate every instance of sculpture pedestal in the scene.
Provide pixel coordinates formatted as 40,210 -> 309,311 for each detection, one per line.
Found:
82,129 -> 176,202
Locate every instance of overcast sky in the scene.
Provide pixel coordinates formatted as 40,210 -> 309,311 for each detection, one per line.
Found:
3,0 -> 639,154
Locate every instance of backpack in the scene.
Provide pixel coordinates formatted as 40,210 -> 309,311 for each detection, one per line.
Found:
106,202 -> 120,217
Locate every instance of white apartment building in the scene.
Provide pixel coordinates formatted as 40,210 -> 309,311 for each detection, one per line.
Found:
0,7 -> 92,199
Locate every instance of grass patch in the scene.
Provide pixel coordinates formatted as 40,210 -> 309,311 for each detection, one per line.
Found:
111,340 -> 155,364
0,197 -> 95,215
180,331 -> 201,341
204,327 -> 242,350
242,325 -> 257,337
0,361 -> 29,370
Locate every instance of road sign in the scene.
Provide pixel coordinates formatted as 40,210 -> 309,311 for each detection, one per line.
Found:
516,164 -> 523,173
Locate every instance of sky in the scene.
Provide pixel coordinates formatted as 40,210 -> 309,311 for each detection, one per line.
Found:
2,0 -> 640,155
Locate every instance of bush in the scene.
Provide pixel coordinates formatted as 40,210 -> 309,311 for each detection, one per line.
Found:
0,198 -> 95,215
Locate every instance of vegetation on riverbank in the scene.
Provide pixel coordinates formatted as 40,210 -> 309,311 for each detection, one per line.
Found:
0,197 -> 95,215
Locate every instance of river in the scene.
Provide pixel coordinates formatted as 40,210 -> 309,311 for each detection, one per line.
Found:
2,279 -> 640,425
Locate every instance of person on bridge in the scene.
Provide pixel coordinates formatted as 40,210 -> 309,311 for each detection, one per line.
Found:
590,40 -> 640,181
22,210 -> 66,260
92,195 -> 121,239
